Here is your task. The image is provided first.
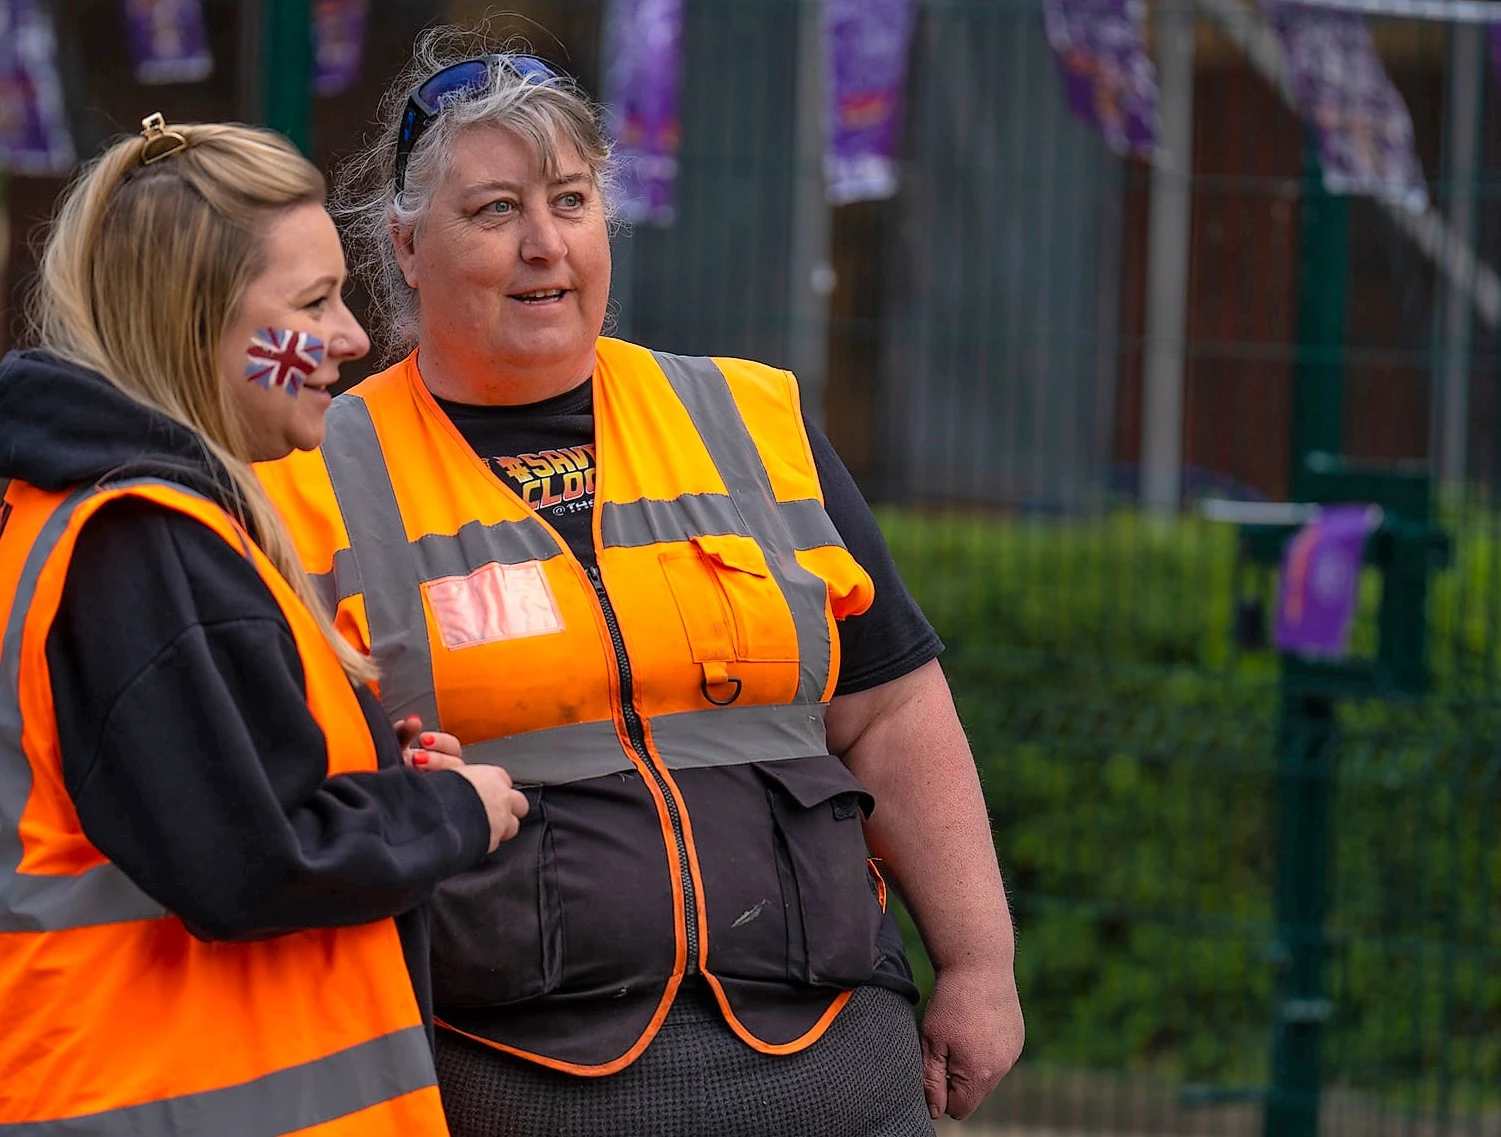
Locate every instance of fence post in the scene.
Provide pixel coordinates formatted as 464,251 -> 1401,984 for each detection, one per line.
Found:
259,0 -> 313,154
1263,131 -> 1347,1137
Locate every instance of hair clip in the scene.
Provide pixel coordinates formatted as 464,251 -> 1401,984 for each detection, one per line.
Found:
139,113 -> 189,165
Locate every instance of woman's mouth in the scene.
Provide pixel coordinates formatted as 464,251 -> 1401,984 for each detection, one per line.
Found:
510,289 -> 568,305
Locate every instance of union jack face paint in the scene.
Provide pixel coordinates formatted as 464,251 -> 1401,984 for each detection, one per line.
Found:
244,327 -> 326,396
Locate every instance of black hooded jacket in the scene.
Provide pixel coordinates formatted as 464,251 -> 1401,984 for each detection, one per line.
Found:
0,349 -> 490,1022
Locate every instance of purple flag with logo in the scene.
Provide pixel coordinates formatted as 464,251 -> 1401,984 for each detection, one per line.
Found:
823,0 -> 917,205
123,0 -> 213,84
603,0 -> 684,227
1274,504 -> 1378,658
0,0 -> 74,176
1261,2 -> 1427,212
1040,0 -> 1157,159
314,0 -> 367,96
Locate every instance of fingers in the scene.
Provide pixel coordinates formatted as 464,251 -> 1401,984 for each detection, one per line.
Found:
406,748 -> 465,771
920,1041 -> 948,1120
942,1068 -> 987,1121
405,730 -> 465,770
393,715 -> 423,749
420,730 -> 463,758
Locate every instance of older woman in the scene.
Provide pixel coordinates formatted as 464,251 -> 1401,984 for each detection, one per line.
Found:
260,30 -> 1023,1137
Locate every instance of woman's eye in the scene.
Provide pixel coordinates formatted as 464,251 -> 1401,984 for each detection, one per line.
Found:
304,296 -> 329,313
489,199 -> 515,215
558,192 -> 584,209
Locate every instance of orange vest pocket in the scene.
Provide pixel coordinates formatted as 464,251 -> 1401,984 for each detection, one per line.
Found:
662,535 -> 799,664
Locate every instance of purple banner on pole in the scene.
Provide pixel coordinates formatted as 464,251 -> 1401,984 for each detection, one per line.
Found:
0,0 -> 74,176
823,0 -> 917,205
1262,2 -> 1427,212
1274,504 -> 1378,658
314,0 -> 367,96
123,0 -> 212,85
603,0 -> 684,227
1040,0 -> 1157,159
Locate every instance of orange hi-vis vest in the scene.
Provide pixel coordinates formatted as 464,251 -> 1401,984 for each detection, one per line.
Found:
258,339 -> 883,1073
0,478 -> 449,1135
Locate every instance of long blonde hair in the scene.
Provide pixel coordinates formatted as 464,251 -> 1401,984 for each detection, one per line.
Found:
29,121 -> 376,684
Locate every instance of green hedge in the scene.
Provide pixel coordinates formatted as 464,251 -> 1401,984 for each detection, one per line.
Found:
876,506 -> 1501,1099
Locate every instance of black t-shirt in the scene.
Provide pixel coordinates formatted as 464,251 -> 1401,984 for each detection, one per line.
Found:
435,379 -> 942,697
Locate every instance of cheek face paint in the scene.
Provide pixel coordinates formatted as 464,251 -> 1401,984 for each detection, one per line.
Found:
245,327 -> 326,396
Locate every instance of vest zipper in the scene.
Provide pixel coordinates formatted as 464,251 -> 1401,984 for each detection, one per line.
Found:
585,564 -> 701,974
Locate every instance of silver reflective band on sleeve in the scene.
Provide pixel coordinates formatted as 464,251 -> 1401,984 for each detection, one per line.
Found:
651,353 -> 833,704
600,495 -> 845,553
0,481 -> 173,934
310,545 -> 363,613
461,703 -> 829,786
0,1025 -> 437,1136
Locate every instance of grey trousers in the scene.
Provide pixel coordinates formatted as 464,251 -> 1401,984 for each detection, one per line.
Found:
434,981 -> 937,1137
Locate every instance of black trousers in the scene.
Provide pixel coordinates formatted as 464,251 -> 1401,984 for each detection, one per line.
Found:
434,981 -> 936,1137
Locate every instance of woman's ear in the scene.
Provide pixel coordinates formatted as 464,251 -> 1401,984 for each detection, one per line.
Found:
390,219 -> 419,288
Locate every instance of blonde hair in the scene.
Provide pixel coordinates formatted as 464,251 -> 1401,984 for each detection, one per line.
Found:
337,25 -> 616,361
29,121 -> 377,685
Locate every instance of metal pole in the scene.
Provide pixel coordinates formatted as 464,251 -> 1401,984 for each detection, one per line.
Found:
1435,23 -> 1484,489
1263,133 -> 1348,1137
785,0 -> 834,427
260,0 -> 313,153
1139,0 -> 1196,513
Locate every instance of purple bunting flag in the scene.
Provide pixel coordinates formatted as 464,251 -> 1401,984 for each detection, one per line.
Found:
603,0 -> 684,227
1274,504 -> 1379,658
314,0 -> 367,97
1261,2 -> 1427,212
0,0 -> 74,176
1040,0 -> 1157,160
123,0 -> 213,85
823,0 -> 917,205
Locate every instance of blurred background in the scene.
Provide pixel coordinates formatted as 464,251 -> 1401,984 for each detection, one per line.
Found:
7,0 -> 1501,1132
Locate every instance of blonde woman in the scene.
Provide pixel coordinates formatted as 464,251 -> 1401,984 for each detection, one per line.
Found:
0,116 -> 527,1135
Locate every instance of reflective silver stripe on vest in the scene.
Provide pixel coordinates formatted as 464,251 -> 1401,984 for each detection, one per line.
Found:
310,545 -> 363,612
600,495 -> 843,553
461,703 -> 829,786
0,1025 -> 436,1136
0,482 -> 170,934
319,397 -> 443,729
651,352 -> 833,704
320,398 -> 569,727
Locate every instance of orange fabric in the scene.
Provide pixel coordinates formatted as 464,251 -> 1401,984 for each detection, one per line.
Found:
0,481 -> 446,1134
260,339 -> 877,1062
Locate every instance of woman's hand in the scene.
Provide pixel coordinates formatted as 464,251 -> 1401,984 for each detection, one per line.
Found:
394,715 -> 464,770
393,715 -> 528,851
454,765 -> 530,852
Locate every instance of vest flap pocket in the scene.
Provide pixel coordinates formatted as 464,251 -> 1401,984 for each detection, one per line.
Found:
755,755 -> 881,987
660,535 -> 798,664
756,754 -> 874,818
429,790 -> 563,1009
690,533 -> 770,577
661,547 -> 736,663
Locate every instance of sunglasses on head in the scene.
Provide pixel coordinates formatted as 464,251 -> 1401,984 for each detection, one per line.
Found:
394,54 -> 560,194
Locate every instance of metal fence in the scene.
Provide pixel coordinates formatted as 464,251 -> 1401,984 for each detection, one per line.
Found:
6,0 -> 1501,1132
613,1 -> 1501,1133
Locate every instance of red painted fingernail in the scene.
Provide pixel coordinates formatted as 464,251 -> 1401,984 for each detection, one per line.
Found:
413,752 -> 429,765
421,733 -> 435,746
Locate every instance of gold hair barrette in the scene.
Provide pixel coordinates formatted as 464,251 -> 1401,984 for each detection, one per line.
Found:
139,112 -> 188,165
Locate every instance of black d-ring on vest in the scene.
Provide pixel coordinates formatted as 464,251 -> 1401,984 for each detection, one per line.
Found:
700,675 -> 743,706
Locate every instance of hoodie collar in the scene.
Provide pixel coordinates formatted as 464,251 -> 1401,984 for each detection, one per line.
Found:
0,349 -> 244,514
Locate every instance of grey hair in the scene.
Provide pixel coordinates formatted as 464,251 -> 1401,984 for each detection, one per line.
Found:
335,25 -> 616,362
